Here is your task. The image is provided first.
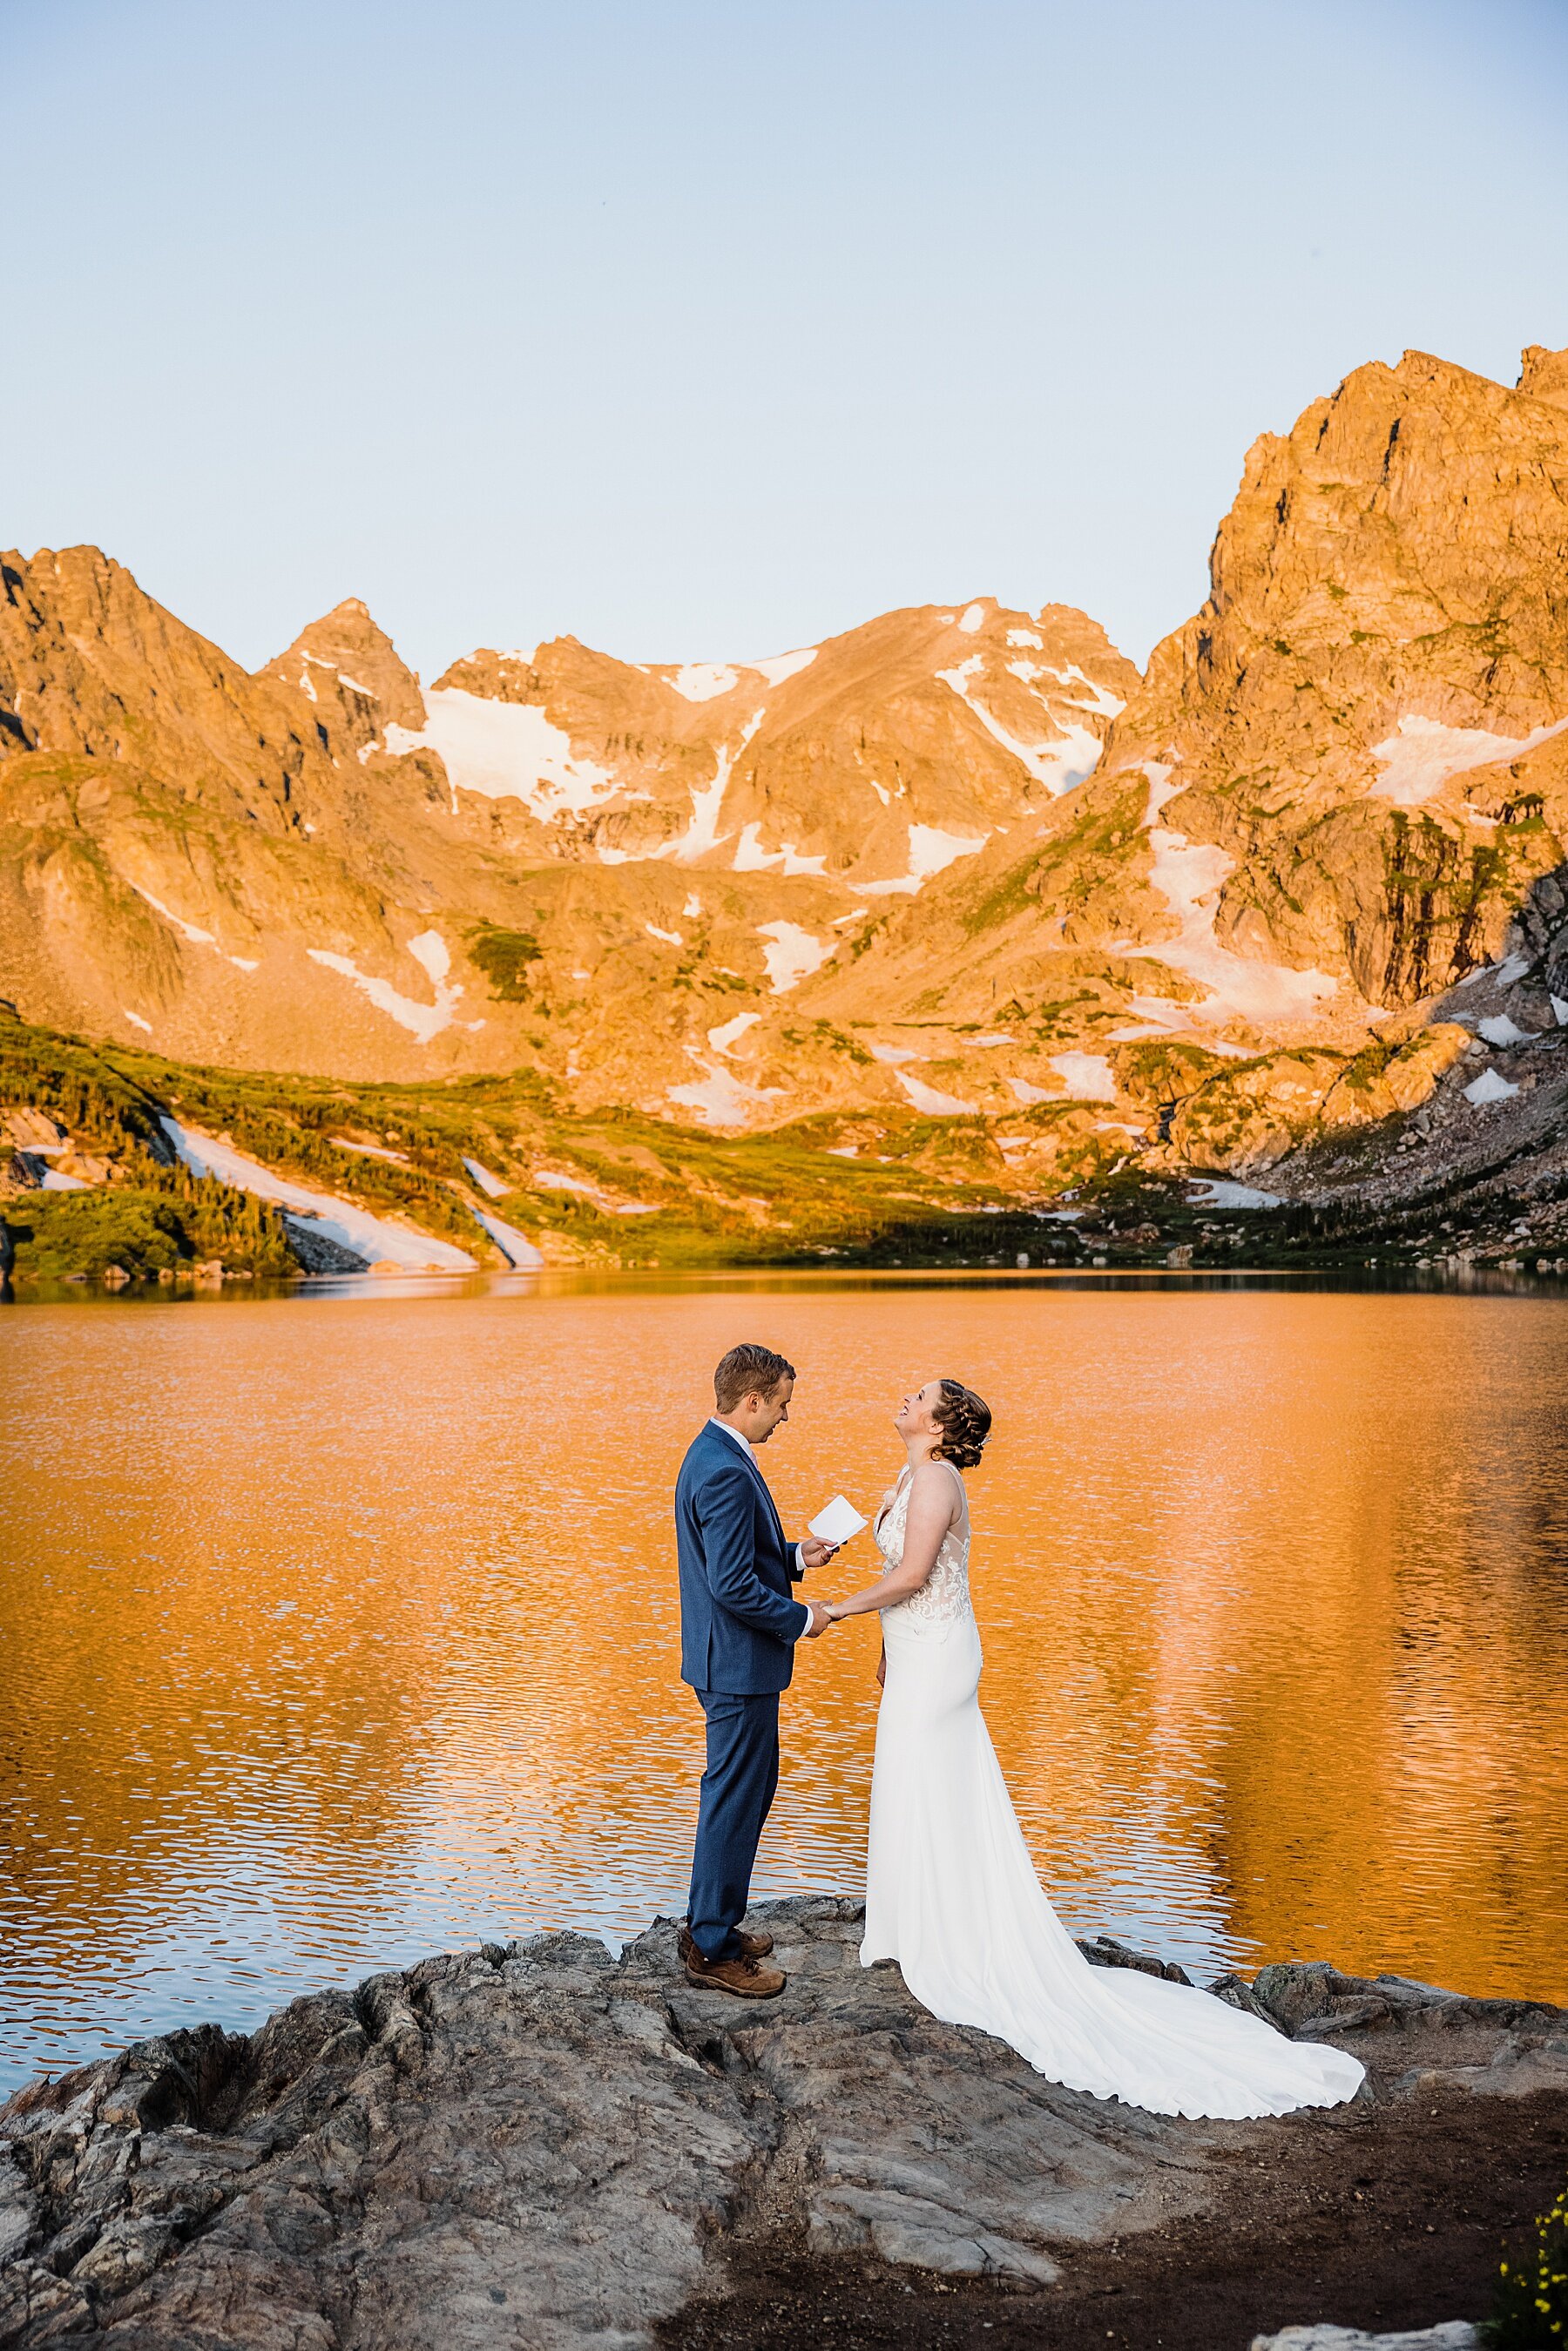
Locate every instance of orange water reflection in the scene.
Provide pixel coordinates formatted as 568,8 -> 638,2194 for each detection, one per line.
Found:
3,1280 -> 1565,2092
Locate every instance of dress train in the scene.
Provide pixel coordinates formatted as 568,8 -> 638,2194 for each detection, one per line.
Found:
860,1466 -> 1366,2122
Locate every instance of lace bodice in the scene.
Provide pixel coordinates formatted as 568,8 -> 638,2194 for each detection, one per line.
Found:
874,1463 -> 972,1629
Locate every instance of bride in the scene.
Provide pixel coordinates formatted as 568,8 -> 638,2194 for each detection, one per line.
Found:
822,1378 -> 1366,2121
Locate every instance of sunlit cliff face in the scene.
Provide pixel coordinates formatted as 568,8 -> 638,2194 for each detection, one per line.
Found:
3,1283 -> 1565,2091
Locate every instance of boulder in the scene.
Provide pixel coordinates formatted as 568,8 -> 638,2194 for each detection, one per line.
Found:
1383,1026 -> 1472,1111
1251,2328 -> 1479,2350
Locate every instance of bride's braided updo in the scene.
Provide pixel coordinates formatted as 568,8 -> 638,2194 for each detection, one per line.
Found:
930,1378 -> 992,1470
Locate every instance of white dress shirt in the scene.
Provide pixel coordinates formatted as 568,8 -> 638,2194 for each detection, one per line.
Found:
708,1418 -> 808,1579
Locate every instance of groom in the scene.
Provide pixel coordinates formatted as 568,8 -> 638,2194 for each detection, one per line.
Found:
676,1342 -> 837,1997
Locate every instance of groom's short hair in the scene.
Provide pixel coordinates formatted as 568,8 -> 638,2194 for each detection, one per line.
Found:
714,1342 -> 796,1412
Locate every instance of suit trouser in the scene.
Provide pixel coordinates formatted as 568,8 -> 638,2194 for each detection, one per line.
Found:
687,1688 -> 781,1959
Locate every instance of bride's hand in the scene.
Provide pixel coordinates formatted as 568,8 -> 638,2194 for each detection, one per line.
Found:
875,1650 -> 886,1688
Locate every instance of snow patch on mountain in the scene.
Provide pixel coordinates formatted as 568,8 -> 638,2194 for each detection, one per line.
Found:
1187,1179 -> 1283,1209
332,1138 -> 409,1164
757,922 -> 834,992
463,1156 -> 509,1197
159,1118 -> 479,1270
896,1071 -> 977,1115
1369,713 -> 1568,806
748,646 -> 817,686
1050,1052 -> 1119,1102
862,823 -> 989,895
666,664 -> 740,703
470,1206 -> 545,1267
131,883 -> 215,945
386,690 -> 619,818
708,1011 -> 761,1055
733,824 -> 828,877
131,882 -> 257,971
667,1058 -> 787,1125
407,931 -> 450,985
1477,1013 -> 1533,1045
1124,766 -> 1339,1027
664,711 -> 765,861
1040,662 -> 1126,719
936,655 -> 1102,794
308,934 -> 468,1044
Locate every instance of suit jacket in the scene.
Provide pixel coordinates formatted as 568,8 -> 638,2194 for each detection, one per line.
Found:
676,1422 -> 809,1693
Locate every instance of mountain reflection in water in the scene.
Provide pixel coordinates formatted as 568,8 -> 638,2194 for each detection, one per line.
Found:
3,1278 -> 1565,2095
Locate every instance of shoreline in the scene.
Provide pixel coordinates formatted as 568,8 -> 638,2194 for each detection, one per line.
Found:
7,1258 -> 1568,1306
3,1899 -> 1565,2351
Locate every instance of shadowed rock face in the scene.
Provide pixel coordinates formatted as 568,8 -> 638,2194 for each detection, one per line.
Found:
2,1900 -> 1565,2351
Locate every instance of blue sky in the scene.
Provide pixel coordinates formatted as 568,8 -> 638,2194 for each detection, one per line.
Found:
8,0 -> 1568,678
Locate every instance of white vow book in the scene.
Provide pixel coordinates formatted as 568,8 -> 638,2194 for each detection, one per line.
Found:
809,1494 -> 868,1546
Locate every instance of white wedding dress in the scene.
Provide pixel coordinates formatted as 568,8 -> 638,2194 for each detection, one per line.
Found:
860,1463 -> 1367,2120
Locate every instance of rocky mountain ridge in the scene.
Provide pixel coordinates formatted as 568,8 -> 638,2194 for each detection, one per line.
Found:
3,337 -> 1566,1250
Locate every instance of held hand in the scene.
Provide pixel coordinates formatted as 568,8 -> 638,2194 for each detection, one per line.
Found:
799,1537 -> 839,1571
801,1599 -> 834,1639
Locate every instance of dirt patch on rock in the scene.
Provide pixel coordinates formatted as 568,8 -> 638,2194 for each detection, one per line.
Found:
665,2084 -> 1568,2351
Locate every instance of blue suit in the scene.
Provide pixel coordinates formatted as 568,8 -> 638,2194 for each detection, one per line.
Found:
677,1421 -> 810,1958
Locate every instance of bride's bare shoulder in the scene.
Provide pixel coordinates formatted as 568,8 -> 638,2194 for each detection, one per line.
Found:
909,1459 -> 961,1510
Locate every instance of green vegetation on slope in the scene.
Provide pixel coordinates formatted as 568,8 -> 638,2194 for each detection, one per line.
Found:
5,1182 -> 298,1282
3,1011 -> 1140,1279
467,924 -> 543,1003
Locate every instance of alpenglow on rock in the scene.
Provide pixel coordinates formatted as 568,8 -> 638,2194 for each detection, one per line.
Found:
2,342 -> 1566,1202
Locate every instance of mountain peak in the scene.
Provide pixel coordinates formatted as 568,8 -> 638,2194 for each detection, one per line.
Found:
260,600 -> 424,734
1518,343 -> 1568,411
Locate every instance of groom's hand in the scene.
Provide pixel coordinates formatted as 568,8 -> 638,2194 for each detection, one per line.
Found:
800,1537 -> 839,1571
801,1600 -> 834,1639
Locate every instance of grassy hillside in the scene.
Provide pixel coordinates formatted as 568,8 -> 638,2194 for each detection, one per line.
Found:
0,1011 -> 1145,1281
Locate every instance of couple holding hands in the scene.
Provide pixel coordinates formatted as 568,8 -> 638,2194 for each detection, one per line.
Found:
674,1341 -> 1365,2122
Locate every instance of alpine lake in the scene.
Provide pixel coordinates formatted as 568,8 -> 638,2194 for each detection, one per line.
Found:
3,1267 -> 1565,2098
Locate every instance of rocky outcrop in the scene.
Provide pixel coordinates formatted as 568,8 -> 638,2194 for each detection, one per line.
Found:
802,344 -> 1568,1130
259,598 -> 427,764
1095,343 -> 1568,1010
3,1901 -> 1565,2351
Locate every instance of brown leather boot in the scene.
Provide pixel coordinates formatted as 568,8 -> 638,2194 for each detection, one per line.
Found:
679,1920 -> 774,1963
682,1943 -> 787,1998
